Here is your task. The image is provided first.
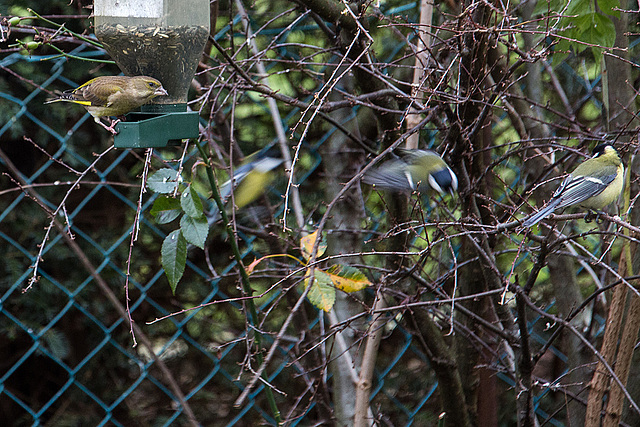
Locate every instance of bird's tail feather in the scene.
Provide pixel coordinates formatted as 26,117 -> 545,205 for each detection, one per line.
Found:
44,92 -> 86,104
523,199 -> 562,227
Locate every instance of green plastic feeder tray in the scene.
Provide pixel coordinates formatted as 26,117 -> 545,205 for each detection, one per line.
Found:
113,104 -> 200,148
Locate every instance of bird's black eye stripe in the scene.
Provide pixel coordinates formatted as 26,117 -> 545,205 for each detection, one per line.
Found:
431,168 -> 454,190
592,143 -> 612,157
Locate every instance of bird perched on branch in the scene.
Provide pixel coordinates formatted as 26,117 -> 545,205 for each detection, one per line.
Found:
362,148 -> 458,196
45,76 -> 168,134
522,143 -> 624,227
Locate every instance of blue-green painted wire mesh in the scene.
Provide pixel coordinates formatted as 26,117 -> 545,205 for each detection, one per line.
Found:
0,2 -> 617,426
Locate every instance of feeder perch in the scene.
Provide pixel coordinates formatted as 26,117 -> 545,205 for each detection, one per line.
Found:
94,0 -> 209,148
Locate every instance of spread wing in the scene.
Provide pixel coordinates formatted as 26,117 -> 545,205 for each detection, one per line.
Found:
362,159 -> 415,191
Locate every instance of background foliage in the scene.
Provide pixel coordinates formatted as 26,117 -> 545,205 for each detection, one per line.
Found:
2,0 -> 640,425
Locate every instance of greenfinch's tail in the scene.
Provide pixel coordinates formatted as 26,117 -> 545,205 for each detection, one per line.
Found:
45,93 -> 90,106
44,95 -> 63,104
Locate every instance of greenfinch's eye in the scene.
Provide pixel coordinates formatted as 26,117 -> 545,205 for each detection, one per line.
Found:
147,82 -> 156,88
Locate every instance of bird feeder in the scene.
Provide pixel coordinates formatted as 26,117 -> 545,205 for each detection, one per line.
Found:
94,0 -> 209,148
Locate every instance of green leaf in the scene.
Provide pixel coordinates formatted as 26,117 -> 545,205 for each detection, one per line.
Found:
551,39 -> 571,67
150,196 -> 182,224
565,0 -> 592,16
532,0 -> 566,16
180,215 -> 209,249
326,264 -> 372,293
306,270 -> 335,312
155,209 -> 181,225
150,196 -> 181,215
554,8 -> 616,66
147,169 -> 181,194
591,13 -> 616,47
573,12 -> 615,62
181,185 -> 205,218
161,230 -> 187,294
597,0 -> 620,17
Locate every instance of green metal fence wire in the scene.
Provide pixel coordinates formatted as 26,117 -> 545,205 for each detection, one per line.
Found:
0,1 -> 622,426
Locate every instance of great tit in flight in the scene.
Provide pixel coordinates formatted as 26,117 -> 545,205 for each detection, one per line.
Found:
362,148 -> 458,196
206,146 -> 283,225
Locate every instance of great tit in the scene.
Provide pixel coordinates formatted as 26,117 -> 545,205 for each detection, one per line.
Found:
522,143 -> 624,227
362,148 -> 458,195
206,146 -> 283,225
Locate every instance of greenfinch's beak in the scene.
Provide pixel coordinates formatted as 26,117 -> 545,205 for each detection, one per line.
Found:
155,87 -> 169,96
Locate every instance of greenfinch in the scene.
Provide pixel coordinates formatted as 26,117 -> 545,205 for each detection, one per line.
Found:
523,144 -> 624,227
363,148 -> 458,196
45,76 -> 168,134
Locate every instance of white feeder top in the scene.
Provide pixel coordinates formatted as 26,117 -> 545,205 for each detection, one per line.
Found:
95,0 -> 162,19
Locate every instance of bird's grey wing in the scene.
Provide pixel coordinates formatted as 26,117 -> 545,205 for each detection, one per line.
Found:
362,159 -> 414,191
205,172 -> 244,226
556,174 -> 616,209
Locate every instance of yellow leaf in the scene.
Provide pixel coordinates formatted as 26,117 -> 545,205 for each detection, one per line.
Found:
305,270 -> 335,312
300,230 -> 327,261
326,264 -> 371,293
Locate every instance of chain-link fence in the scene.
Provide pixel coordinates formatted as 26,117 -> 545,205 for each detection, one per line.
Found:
2,0 -> 637,425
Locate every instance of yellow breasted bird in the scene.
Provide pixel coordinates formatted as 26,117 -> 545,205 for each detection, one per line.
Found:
523,144 -> 624,227
45,76 -> 168,134
206,146 -> 283,226
362,148 -> 458,196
